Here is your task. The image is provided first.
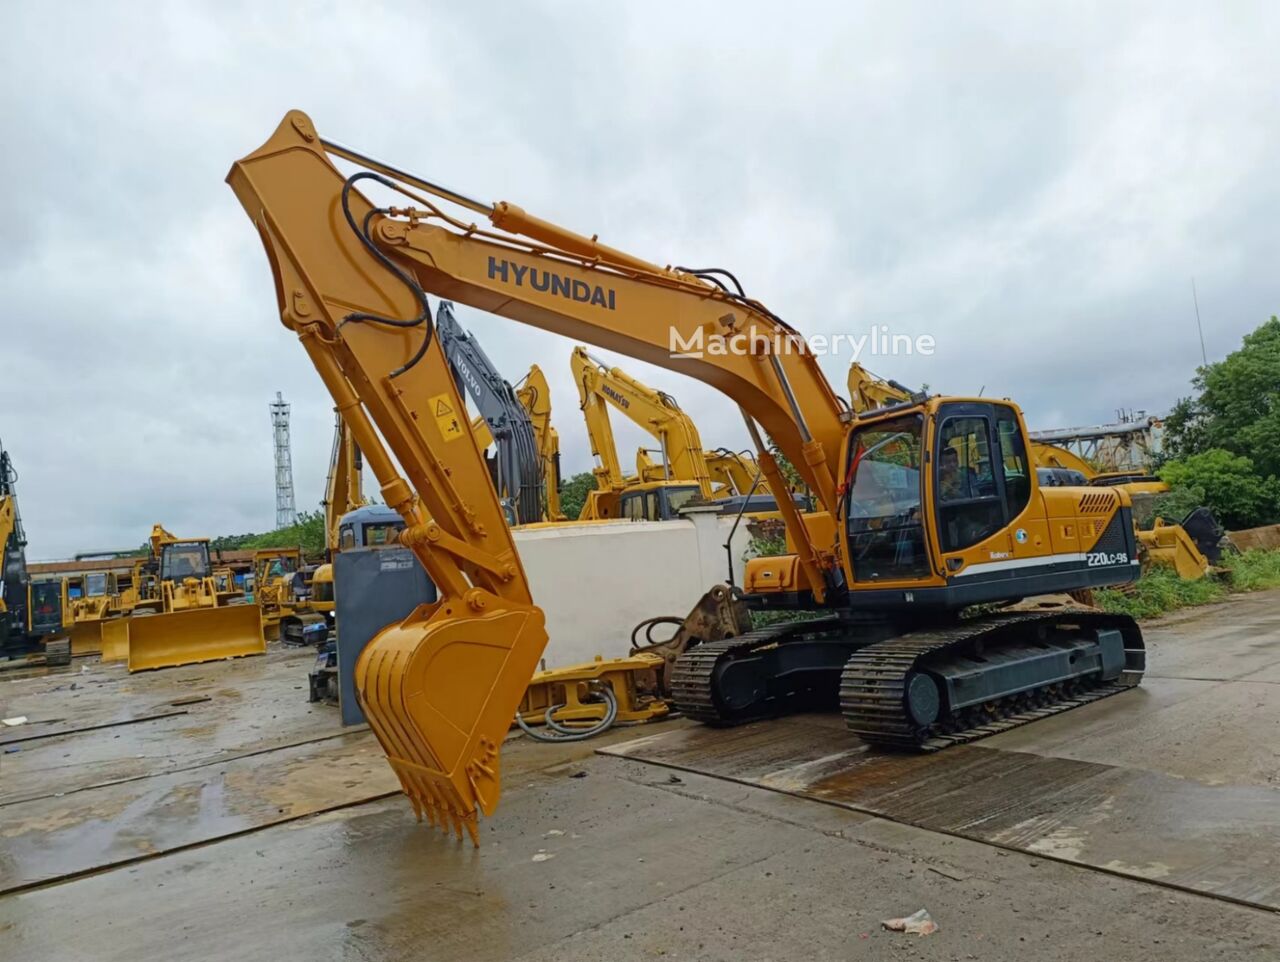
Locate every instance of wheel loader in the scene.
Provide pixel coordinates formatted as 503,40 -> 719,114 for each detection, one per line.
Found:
228,112 -> 1146,842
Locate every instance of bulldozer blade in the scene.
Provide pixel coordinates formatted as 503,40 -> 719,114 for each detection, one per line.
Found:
68,621 -> 105,656
355,599 -> 547,845
100,618 -> 130,663
126,604 -> 265,672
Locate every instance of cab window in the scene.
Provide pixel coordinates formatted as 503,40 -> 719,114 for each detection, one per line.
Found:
339,525 -> 356,550
663,486 -> 700,517
936,416 -> 1003,552
995,411 -> 1031,520
620,492 -> 647,521
363,523 -> 402,546
845,414 -> 930,581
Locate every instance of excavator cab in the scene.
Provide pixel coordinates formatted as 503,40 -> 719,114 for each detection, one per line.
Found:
617,484 -> 703,522
828,398 -> 1139,608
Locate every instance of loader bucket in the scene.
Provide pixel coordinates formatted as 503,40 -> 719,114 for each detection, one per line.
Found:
100,618 -> 131,663
126,604 -> 265,672
355,599 -> 548,845
68,621 -> 105,656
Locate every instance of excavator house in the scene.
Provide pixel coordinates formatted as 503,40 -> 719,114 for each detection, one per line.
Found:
228,111 -> 1145,843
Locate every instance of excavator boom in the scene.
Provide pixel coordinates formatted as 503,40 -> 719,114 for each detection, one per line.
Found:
570,346 -> 714,497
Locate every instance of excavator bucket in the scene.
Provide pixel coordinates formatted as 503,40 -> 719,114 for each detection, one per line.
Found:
1138,522 -> 1212,581
125,604 -> 265,672
355,600 -> 547,845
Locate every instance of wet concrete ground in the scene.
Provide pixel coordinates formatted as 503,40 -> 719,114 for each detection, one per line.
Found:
1,592 -> 1278,960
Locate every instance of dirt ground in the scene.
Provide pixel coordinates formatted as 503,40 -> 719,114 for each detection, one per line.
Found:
1,591 -> 1277,961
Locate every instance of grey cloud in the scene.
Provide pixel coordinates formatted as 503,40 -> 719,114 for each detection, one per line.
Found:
2,1 -> 1277,558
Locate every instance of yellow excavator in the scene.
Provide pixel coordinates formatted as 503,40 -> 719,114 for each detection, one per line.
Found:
514,365 -> 567,521
1,440 -> 69,664
270,412 -> 369,645
101,524 -> 263,671
573,347 -> 782,520
229,112 -> 1146,842
572,345 -> 715,519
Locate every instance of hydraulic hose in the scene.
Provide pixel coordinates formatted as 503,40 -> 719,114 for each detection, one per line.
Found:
514,684 -> 619,742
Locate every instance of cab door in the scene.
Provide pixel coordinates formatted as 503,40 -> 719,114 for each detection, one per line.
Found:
931,402 -> 1035,573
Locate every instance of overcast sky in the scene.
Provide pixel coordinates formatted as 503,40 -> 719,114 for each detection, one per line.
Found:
3,2 -> 1277,559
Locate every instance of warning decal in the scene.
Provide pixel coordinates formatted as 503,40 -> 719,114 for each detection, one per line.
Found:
429,393 -> 465,442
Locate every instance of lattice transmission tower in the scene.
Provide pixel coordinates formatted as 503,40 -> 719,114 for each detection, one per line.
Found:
270,392 -> 297,528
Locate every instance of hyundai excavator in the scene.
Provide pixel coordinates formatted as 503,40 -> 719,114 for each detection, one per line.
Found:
514,365 -> 567,521
229,112 -> 1145,842
0,439 -> 68,664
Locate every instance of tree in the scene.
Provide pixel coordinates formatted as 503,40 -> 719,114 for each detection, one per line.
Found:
242,510 -> 327,557
1159,450 -> 1280,530
557,472 -> 597,521
1165,316 -> 1280,478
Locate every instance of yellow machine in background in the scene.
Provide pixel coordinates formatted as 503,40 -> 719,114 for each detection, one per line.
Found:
254,547 -> 302,637
63,571 -> 123,655
102,524 -> 263,671
572,345 -> 716,520
515,365 -> 567,521
1,441 -> 69,664
229,112 -> 1149,841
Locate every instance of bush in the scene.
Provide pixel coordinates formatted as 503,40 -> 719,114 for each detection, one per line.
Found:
1159,449 -> 1280,530
558,472 -> 597,521
1096,548 -> 1280,618
1221,549 -> 1280,592
1095,568 -> 1226,618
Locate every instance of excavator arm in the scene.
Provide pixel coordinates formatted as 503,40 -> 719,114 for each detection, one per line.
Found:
323,413 -> 365,556
570,346 -> 715,496
0,443 -> 26,617
436,302 -> 544,525
228,110 -> 849,837
515,365 -> 566,521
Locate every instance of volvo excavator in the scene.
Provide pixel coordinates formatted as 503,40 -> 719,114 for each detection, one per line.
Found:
514,365 -> 567,521
0,440 -> 68,664
436,302 -> 544,525
229,112 -> 1145,842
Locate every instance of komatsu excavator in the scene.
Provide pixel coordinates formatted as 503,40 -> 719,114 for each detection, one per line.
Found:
571,345 -> 715,520
102,524 -> 263,671
229,112 -> 1145,842
574,348 -> 784,519
0,440 -> 68,664
514,365 -> 567,521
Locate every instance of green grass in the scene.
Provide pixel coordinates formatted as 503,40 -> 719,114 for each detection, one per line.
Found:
1220,548 -> 1280,591
1096,548 -> 1280,619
